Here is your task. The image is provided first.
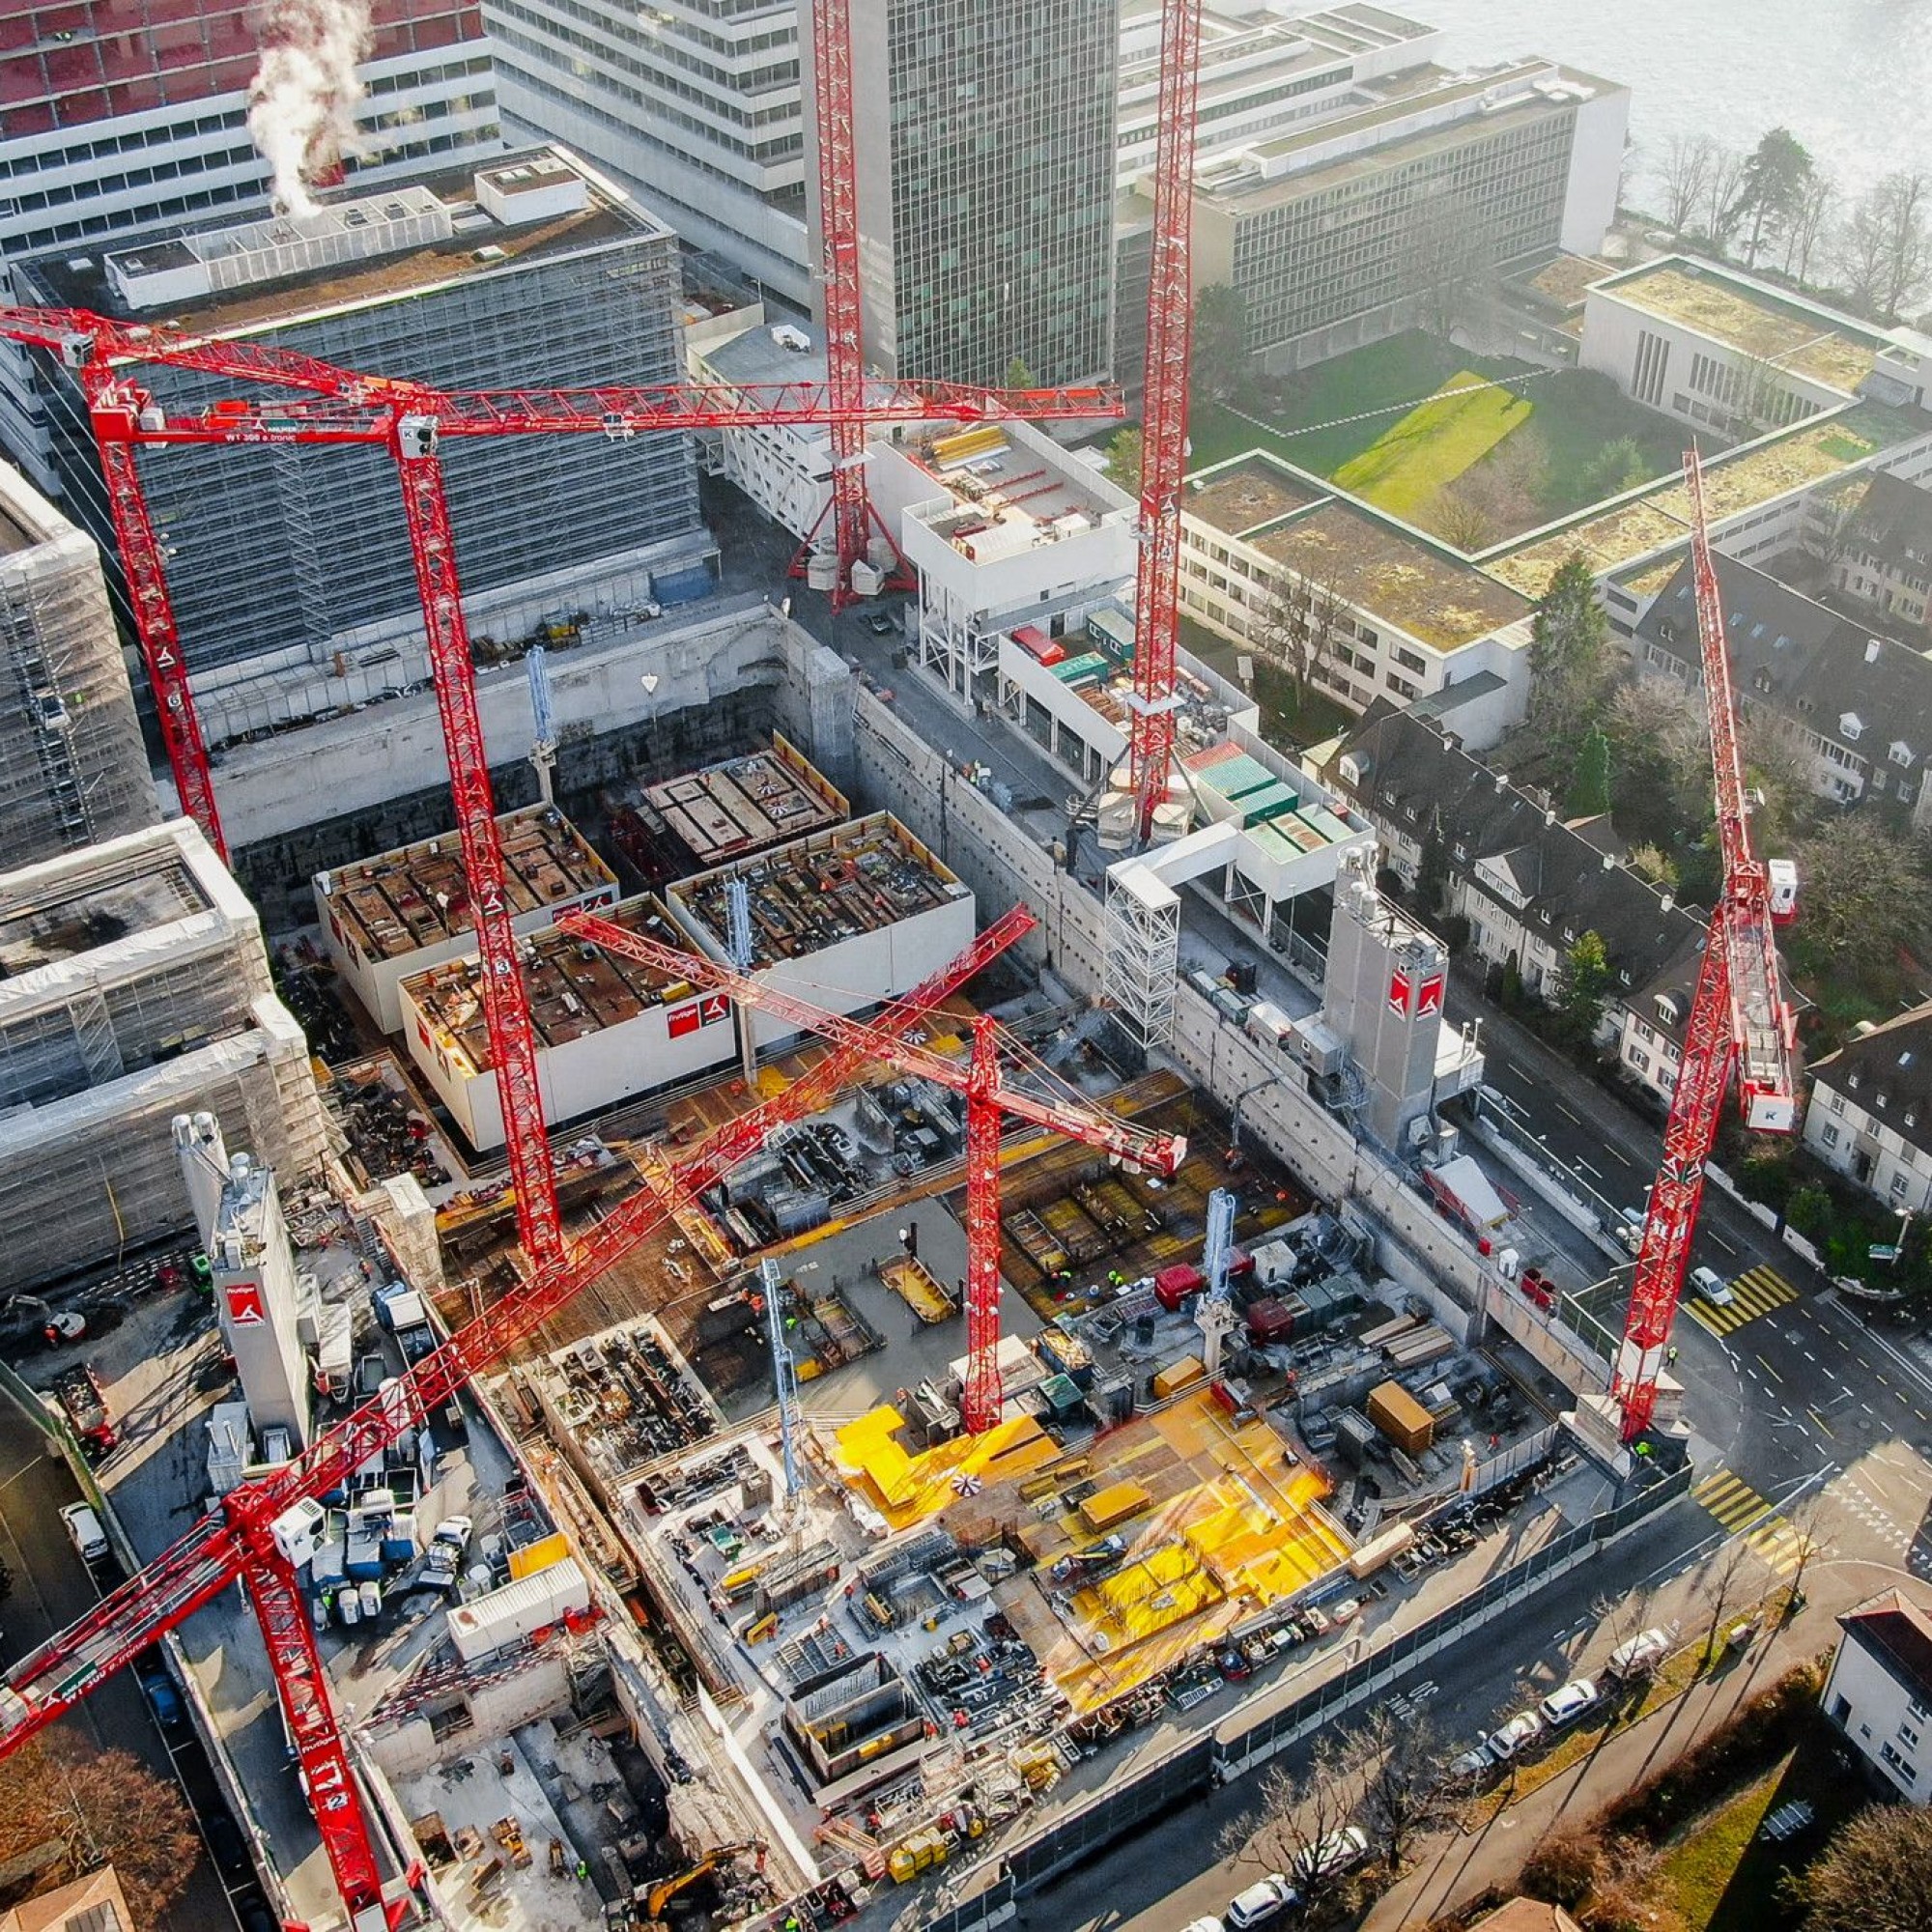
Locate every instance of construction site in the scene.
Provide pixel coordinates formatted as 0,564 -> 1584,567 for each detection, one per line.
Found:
0,2 -> 1758,1931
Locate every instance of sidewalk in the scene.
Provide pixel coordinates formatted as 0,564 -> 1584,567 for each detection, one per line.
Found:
1362,1587 -> 1843,1928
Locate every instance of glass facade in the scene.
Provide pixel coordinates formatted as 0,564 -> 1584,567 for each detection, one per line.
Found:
25,201 -> 701,674
866,0 -> 1116,389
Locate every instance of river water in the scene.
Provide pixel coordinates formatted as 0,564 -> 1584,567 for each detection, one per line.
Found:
1411,0 -> 1932,212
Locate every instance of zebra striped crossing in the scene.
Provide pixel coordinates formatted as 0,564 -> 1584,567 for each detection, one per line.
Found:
1691,1468 -> 1821,1578
1683,1264 -> 1799,1337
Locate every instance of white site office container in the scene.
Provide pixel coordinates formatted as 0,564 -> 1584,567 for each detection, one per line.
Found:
448,1555 -> 590,1663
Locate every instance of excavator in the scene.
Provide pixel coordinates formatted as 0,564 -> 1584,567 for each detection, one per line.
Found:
635,1840 -> 766,1927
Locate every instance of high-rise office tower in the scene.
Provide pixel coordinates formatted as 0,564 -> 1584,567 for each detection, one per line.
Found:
483,0 -> 812,305
0,3 -> 504,488
810,0 -> 1119,388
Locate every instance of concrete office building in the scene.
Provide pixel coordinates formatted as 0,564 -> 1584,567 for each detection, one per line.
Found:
1165,55 -> 1627,374
0,460 -> 156,867
484,0 -> 811,306
0,1 -> 504,492
15,146 -> 712,743
0,820 -> 333,1289
1114,2 -> 1440,391
810,0 -> 1119,388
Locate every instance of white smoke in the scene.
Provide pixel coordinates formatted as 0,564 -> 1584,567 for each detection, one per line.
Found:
246,1 -> 374,219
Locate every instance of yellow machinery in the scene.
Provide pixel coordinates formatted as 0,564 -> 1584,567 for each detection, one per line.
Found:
643,1840 -> 763,1919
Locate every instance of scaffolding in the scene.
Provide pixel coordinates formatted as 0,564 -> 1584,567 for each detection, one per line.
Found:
0,468 -> 156,867
1101,863 -> 1179,1049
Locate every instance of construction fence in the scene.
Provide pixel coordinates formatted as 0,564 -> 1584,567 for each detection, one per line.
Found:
907,1463 -> 1690,1929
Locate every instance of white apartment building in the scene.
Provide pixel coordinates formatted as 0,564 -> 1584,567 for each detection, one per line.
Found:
1804,1005 -> 1932,1216
875,424 -> 1139,709
1181,454 -> 1534,750
1824,1590 -> 1932,1802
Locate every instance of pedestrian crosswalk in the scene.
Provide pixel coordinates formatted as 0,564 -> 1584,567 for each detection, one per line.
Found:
1691,1468 -> 1821,1578
1682,1264 -> 1799,1337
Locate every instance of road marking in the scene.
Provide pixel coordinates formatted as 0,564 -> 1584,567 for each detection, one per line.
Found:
1554,1102 -> 1582,1123
1758,1353 -> 1784,1383
1804,1350 -> 1816,1363
1708,1232 -> 1739,1256
1684,1265 -> 1800,1338
1808,1408 -> 1835,1437
1576,1158 -> 1600,1178
1691,1469 -> 1824,1579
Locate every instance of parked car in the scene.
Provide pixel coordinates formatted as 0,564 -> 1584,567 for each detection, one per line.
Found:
1224,1873 -> 1298,1928
1689,1265 -> 1735,1307
865,611 -> 896,635
1605,1626 -> 1672,1682
1292,1825 -> 1370,1882
1485,1710 -> 1545,1760
1446,1745 -> 1495,1782
1539,1679 -> 1601,1729
59,1501 -> 108,1563
1328,1596 -> 1362,1625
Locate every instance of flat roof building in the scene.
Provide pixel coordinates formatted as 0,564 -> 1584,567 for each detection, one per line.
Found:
316,805 -> 618,1033
400,895 -> 736,1151
0,459 -> 157,867
874,421 -> 1139,711
0,820 -> 333,1289
16,147 -> 712,733
1180,452 -> 1534,749
668,813 -> 975,1049
820,0 -> 1118,388
0,1 -> 504,494
1149,53 -> 1627,375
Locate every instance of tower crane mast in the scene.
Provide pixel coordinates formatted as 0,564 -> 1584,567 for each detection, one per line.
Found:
555,909 -> 1187,1432
0,911 -> 1034,1923
1127,0 -> 1206,841
1612,449 -> 1800,1441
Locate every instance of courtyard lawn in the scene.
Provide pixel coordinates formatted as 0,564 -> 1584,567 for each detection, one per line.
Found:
1192,330 -> 1690,542
1332,371 -> 1533,521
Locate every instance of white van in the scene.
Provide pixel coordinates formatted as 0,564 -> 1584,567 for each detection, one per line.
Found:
59,1501 -> 108,1562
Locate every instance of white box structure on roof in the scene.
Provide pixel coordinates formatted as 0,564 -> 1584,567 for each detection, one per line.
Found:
398,895 -> 737,1151
668,812 -> 976,1050
315,805 -> 617,1032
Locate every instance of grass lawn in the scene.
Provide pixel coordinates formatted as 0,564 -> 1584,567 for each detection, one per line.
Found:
1331,372 -> 1532,520
1193,330 -> 1690,542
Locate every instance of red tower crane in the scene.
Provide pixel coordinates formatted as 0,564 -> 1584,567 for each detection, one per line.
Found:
791,0 -> 919,607
0,910 -> 1034,1926
0,305 -> 1114,1267
1611,449 -> 1800,1442
1126,0 -> 1207,841
554,909 -> 1186,1430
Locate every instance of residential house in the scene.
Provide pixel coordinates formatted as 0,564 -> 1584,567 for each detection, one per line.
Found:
1631,556 -> 1932,827
1823,1587 -> 1932,1801
1803,1004 -> 1932,1215
1828,469 -> 1932,637
0,1867 -> 134,1932
1325,709 -> 1706,1099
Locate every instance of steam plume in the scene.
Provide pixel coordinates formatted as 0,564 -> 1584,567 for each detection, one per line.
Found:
247,1 -> 374,219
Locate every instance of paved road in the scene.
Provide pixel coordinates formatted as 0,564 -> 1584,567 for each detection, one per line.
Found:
0,1387 -> 231,1931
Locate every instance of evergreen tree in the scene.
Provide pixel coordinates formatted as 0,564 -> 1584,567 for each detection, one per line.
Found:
1567,725 -> 1612,818
1105,426 -> 1144,491
1557,930 -> 1612,1048
1192,285 -> 1250,402
1527,553 -> 1614,748
1006,354 -> 1036,390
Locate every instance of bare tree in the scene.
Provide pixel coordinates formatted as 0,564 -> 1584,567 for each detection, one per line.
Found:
1591,1581 -> 1662,1667
0,1736 -> 202,1926
1217,1730 -> 1368,1916
1405,185 -> 1496,338
1699,1531 -> 1762,1668
1659,134 -> 1716,236
1776,1491 -> 1827,1609
1703,144 -> 1748,251
1352,1706 -> 1457,1871
1782,172 -> 1835,283
1251,568 -> 1351,715
1433,427 -> 1548,551
1787,1803 -> 1932,1932
1841,171 -> 1932,320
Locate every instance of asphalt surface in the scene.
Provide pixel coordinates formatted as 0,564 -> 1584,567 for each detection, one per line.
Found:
0,1386 -> 232,1932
